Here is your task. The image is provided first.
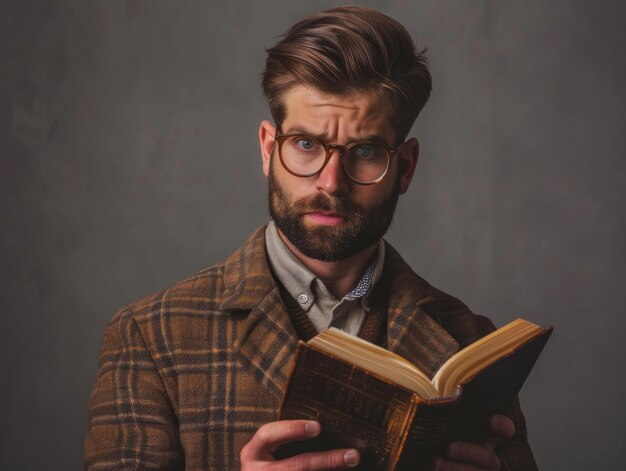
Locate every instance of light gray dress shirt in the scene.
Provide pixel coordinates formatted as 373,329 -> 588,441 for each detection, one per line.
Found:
264,220 -> 385,336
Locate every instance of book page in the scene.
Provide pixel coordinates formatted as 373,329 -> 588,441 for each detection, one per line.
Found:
310,328 -> 439,398
432,319 -> 545,396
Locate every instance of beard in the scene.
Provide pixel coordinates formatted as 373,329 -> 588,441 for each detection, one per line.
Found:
268,161 -> 401,262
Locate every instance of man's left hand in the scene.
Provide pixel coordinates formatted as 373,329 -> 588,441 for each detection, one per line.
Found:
432,414 -> 514,471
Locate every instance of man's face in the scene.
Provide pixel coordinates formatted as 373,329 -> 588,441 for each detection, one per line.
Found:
263,86 -> 410,262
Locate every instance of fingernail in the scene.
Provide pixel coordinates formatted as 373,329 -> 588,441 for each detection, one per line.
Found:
304,421 -> 320,435
491,415 -> 502,428
344,449 -> 360,467
448,442 -> 459,458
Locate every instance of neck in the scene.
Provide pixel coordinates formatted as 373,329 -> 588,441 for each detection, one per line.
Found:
277,228 -> 378,299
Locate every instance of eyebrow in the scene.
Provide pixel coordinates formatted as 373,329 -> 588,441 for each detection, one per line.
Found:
283,125 -> 391,146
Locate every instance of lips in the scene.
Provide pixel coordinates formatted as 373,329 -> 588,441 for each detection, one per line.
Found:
304,211 -> 348,225
306,210 -> 347,218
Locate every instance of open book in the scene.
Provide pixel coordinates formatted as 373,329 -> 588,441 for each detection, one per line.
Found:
278,318 -> 552,471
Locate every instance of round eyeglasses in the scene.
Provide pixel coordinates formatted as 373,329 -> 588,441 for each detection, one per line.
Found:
273,132 -> 403,185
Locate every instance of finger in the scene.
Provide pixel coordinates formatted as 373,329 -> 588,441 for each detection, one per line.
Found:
488,415 -> 514,439
444,442 -> 500,470
278,448 -> 360,470
484,415 -> 515,450
243,420 -> 321,459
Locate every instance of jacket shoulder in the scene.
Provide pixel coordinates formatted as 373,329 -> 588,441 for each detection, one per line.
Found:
113,260 -> 228,328
419,285 -> 496,348
384,241 -> 496,348
114,226 -> 268,326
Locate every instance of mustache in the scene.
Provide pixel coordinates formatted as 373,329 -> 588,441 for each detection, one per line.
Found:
293,194 -> 362,215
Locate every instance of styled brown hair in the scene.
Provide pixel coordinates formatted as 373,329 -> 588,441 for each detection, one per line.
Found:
261,6 -> 432,143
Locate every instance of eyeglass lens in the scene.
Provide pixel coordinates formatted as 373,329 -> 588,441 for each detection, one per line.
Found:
280,135 -> 389,183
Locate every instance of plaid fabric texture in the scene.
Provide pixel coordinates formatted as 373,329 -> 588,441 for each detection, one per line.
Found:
84,226 -> 538,470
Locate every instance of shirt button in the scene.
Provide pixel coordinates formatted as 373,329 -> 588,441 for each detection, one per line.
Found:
297,294 -> 308,304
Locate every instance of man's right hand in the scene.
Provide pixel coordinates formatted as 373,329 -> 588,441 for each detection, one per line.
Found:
240,420 -> 361,470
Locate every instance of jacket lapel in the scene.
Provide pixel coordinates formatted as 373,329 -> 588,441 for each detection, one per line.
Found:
220,226 -> 299,401
219,227 -> 460,400
233,287 -> 299,400
384,243 -> 460,378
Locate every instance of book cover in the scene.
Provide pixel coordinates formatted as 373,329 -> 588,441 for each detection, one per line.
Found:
277,324 -> 552,470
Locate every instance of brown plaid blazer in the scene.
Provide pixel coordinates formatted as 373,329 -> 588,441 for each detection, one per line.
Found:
84,226 -> 538,470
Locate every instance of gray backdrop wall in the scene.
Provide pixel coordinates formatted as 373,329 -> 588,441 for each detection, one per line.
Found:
2,1 -> 624,469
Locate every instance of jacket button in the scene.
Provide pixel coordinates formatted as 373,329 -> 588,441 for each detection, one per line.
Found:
297,294 -> 308,304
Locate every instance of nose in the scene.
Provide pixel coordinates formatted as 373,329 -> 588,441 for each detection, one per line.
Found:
315,148 -> 350,196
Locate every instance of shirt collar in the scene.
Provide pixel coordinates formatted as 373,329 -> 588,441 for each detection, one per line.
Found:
264,220 -> 385,312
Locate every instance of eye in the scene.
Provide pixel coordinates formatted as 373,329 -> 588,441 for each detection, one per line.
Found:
352,145 -> 377,159
295,138 -> 316,151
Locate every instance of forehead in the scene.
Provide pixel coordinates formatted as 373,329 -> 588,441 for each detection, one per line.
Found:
281,86 -> 395,142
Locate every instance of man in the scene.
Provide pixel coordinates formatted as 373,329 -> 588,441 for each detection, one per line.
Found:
85,6 -> 538,470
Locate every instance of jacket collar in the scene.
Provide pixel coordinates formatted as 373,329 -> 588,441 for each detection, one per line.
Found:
383,242 -> 460,378
221,227 -> 299,399
219,226 -> 278,312
221,226 -> 460,400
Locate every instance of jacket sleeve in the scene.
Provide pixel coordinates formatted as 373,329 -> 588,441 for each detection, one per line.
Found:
84,308 -> 184,470
422,298 -> 539,470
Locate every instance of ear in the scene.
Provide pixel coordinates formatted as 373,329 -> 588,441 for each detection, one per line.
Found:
397,137 -> 419,195
259,120 -> 277,177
